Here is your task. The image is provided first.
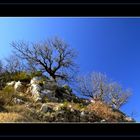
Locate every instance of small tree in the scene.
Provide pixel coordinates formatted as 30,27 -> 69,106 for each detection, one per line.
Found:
11,37 -> 78,82
77,72 -> 131,109
76,72 -> 109,99
108,82 -> 131,109
5,55 -> 25,74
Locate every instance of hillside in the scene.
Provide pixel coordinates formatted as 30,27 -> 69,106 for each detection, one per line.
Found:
0,76 -> 135,123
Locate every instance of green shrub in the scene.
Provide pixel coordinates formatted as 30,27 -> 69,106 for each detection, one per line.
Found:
61,101 -> 69,109
30,71 -> 43,78
0,86 -> 15,105
63,85 -> 72,93
0,71 -> 11,90
3,86 -> 15,93
10,71 -> 31,82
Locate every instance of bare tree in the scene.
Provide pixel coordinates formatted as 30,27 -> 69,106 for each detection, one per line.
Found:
76,72 -> 108,98
11,37 -> 77,82
77,72 -> 131,109
108,82 -> 131,109
5,55 -> 25,73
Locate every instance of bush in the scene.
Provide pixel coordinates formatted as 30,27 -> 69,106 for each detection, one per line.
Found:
63,85 -> 72,93
11,71 -> 31,82
0,112 -> 38,122
86,100 -> 125,122
0,86 -> 15,105
30,71 -> 43,78
0,71 -> 11,90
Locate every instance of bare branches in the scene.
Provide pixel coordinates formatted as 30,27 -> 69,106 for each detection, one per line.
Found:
108,82 -> 131,109
5,55 -> 25,73
11,37 -> 78,82
76,72 -> 131,109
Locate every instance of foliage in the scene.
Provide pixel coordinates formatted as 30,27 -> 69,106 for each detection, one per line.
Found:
10,71 -> 31,82
0,86 -> 15,105
86,100 -> 126,122
63,85 -> 72,93
30,71 -> 43,78
0,71 -> 10,89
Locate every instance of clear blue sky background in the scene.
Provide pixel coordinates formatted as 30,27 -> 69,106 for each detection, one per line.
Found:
0,17 -> 140,122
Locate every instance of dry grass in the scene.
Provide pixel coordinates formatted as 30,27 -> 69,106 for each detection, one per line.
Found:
4,104 -> 40,122
5,104 -> 27,113
0,86 -> 15,105
0,112 -> 29,122
87,100 -> 125,122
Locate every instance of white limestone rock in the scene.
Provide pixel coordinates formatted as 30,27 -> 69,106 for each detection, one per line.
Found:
101,119 -> 106,122
33,92 -> 42,102
31,84 -> 42,94
14,81 -> 23,92
40,103 -> 52,113
90,99 -> 96,104
7,81 -> 15,86
68,105 -> 72,108
28,78 -> 43,101
125,116 -> 133,122
30,76 -> 42,85
26,77 -> 58,102
80,111 -> 85,117
13,97 -> 24,104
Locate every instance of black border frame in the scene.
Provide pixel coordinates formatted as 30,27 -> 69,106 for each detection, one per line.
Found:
0,3 -> 140,16
0,2 -> 140,138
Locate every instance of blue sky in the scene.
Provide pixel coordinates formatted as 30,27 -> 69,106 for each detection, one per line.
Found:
0,17 -> 140,122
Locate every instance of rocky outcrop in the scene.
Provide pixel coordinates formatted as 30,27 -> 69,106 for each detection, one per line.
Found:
124,116 -> 135,122
7,81 -> 15,86
6,76 -> 81,103
25,77 -> 58,102
6,81 -> 24,92
24,76 -> 81,103
32,101 -> 135,122
14,81 -> 23,92
40,103 -> 53,113
13,97 -> 25,104
4,77 -> 135,123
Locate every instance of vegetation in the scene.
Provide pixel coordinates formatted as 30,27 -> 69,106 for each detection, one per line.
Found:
0,36 -> 134,122
76,72 -> 131,109
0,86 -> 15,105
11,37 -> 77,82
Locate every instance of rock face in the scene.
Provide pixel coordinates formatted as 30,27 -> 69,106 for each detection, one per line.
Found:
6,76 -> 81,103
26,77 -> 58,102
14,81 -> 22,91
124,116 -> 134,122
6,81 -> 23,92
7,81 -> 15,86
27,77 -> 43,102
4,77 -> 135,123
13,97 -> 24,104
40,103 -> 53,113
25,76 -> 80,103
34,101 -> 135,122
30,77 -> 42,85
